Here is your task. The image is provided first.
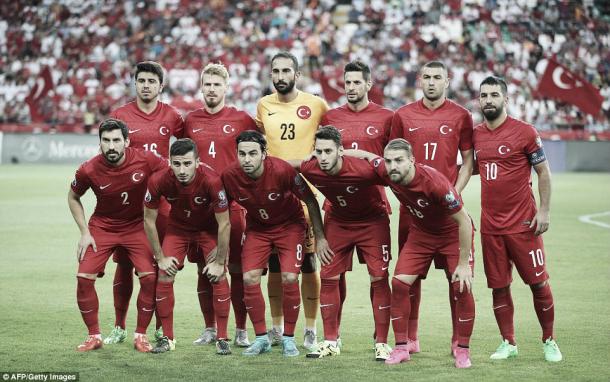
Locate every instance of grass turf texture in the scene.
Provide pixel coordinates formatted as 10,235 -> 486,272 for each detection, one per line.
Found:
0,165 -> 608,381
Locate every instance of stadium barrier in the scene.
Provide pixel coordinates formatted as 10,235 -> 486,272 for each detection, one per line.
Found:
0,133 -> 609,171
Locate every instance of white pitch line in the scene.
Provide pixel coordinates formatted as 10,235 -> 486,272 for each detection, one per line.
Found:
578,211 -> 610,229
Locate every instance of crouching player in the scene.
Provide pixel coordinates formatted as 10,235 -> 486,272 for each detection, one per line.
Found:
143,138 -> 232,354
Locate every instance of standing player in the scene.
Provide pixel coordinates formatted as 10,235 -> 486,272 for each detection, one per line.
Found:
143,139 -> 232,355
349,139 -> 475,368
295,126 -> 392,361
68,119 -> 167,352
105,61 -> 184,345
474,76 -> 562,362
255,51 -> 328,348
184,63 -> 257,348
389,61 -> 474,356
221,131 -> 332,357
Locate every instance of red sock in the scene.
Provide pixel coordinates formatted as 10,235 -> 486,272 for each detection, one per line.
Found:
156,281 -> 175,339
230,273 -> 247,330
112,263 -> 133,329
337,273 -> 347,331
77,277 -> 100,335
448,278 -> 458,342
407,278 -> 421,341
371,279 -> 391,343
135,274 -> 156,334
531,283 -> 554,341
243,283 -> 267,335
282,282 -> 301,336
197,272 -> 216,328
320,278 -> 340,341
390,278 -> 411,344
492,288 -> 515,344
452,282 -> 475,347
213,278 -> 231,339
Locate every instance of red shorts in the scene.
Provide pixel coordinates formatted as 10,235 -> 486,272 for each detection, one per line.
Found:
433,216 -> 476,273
481,231 -> 549,289
78,224 -> 156,276
394,228 -> 461,277
162,228 -> 217,269
397,205 -> 412,253
228,203 -> 246,266
241,221 -> 306,274
321,216 -> 391,278
113,198 -> 170,265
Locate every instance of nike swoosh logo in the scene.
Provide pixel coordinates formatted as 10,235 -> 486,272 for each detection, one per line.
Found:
197,290 -> 208,294
313,185 -> 327,188
245,306 -> 253,310
192,128 -> 203,133
112,282 -> 121,287
293,305 -> 301,310
408,127 -> 422,132
129,129 -> 141,133
378,305 -> 391,310
381,266 -> 389,271
79,309 -> 94,314
535,271 -> 545,277
156,297 -> 168,302
295,263 -> 301,268
166,197 -> 178,201
493,304 -> 507,310
542,304 -> 554,312
390,317 -> 403,321
320,304 -> 334,308
100,184 -> 111,189
142,307 -> 154,312
338,129 -> 345,132
217,297 -> 231,302
267,112 -> 277,116
458,317 -> 474,322
238,197 -> 249,201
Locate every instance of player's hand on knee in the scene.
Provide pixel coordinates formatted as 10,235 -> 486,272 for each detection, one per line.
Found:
530,210 -> 550,236
316,238 -> 334,266
158,256 -> 179,277
451,264 -> 473,293
203,262 -> 225,283
77,232 -> 97,262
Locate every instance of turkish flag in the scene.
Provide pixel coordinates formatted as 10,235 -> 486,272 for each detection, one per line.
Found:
537,57 -> 603,116
25,66 -> 54,122
319,72 -> 385,105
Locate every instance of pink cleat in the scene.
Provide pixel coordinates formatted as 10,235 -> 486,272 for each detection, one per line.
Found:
451,340 -> 458,358
385,344 -> 410,365
454,347 -> 472,368
406,339 -> 420,354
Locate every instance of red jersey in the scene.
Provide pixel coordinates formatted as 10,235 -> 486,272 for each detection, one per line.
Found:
184,106 -> 257,173
473,116 -> 547,235
144,165 -> 229,233
71,148 -> 167,232
321,102 -> 393,155
299,156 -> 386,222
221,156 -> 307,229
390,99 -> 473,184
110,101 -> 184,158
371,159 -> 463,235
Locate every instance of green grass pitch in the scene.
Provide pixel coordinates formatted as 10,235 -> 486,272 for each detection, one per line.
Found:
0,165 -> 608,381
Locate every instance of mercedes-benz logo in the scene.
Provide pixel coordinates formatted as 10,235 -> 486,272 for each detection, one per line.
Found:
22,137 -> 44,162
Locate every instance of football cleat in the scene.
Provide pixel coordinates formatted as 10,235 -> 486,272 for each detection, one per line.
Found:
193,327 -> 217,345
216,339 -> 232,355
103,326 -> 126,345
267,327 -> 283,346
303,329 -> 317,351
282,336 -> 300,357
454,347 -> 472,368
134,334 -> 153,353
543,338 -> 562,362
151,336 -> 176,354
406,339 -> 420,354
76,335 -> 102,352
385,344 -> 410,365
242,336 -> 271,356
233,329 -> 251,348
306,341 -> 340,359
375,343 -> 392,361
490,339 -> 518,360
154,327 -> 164,342
451,339 -> 458,358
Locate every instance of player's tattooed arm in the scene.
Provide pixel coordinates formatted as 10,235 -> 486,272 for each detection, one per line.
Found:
144,206 -> 178,276
531,160 -> 552,236
68,189 -> 96,262
343,149 -> 377,161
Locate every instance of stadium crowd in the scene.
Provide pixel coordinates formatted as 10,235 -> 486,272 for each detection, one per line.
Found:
0,0 -> 608,133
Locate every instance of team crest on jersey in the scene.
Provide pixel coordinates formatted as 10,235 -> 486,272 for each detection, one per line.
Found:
194,196 -> 206,205
417,198 -> 430,208
218,190 -> 228,208
159,126 -> 169,136
132,172 -> 144,183
444,190 -> 460,209
439,124 -> 453,135
145,190 -> 152,202
222,124 -> 235,134
346,186 -> 359,194
296,105 -> 312,120
365,126 -> 379,136
497,144 -> 511,155
268,192 -> 281,201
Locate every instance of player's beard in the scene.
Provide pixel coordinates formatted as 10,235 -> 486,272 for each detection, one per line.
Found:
273,78 -> 296,95
482,104 -> 503,121
138,91 -> 158,104
103,149 -> 124,164
204,94 -> 222,109
346,92 -> 365,105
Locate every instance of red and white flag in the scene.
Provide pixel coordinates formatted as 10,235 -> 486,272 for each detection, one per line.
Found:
537,57 -> 603,116
25,66 -> 54,122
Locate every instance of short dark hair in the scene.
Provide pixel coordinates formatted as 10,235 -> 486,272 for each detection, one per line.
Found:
271,51 -> 299,72
236,130 -> 267,152
480,76 -> 508,95
135,61 -> 164,84
315,125 -> 342,147
421,61 -> 447,74
344,60 -> 371,81
98,118 -> 128,140
385,138 -> 414,157
170,138 -> 198,158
